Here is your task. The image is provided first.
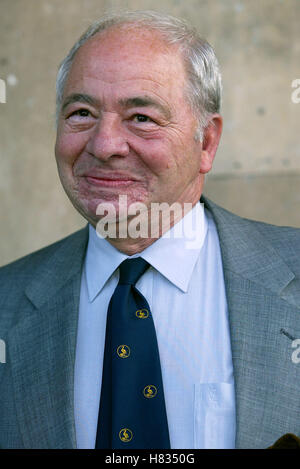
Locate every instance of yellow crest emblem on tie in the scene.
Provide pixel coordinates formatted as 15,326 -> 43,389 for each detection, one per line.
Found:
143,385 -> 158,398
119,428 -> 133,443
117,344 -> 130,358
135,308 -> 149,319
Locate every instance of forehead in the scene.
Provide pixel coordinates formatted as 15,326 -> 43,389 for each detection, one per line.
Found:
63,26 -> 187,98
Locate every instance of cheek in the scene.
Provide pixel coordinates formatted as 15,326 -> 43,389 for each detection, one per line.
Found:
131,139 -> 174,173
55,133 -> 88,165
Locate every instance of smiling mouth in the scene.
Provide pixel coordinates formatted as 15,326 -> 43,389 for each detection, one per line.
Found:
84,175 -> 137,187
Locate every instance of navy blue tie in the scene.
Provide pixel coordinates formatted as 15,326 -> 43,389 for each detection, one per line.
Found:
95,257 -> 170,449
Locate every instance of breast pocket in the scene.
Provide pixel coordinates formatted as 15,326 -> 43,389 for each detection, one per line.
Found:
194,382 -> 236,449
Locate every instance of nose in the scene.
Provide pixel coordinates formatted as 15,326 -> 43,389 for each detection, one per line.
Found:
86,113 -> 130,160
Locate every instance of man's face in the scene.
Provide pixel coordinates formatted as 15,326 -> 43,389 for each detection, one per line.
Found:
55,26 -> 212,226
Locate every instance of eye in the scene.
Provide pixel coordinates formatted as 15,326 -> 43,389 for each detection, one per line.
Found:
132,114 -> 153,123
69,108 -> 92,118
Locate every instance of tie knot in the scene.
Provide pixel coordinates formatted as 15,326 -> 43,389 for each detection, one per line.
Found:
118,257 -> 149,286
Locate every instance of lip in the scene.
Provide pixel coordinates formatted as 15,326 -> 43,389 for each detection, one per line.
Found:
82,173 -> 138,187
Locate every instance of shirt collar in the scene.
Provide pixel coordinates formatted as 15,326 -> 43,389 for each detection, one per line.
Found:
85,201 -> 208,301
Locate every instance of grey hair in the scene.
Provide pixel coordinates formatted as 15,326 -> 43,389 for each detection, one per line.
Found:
56,10 -> 222,140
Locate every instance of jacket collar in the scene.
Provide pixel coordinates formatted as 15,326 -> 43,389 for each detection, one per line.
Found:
25,225 -> 89,309
25,198 -> 295,307
201,196 -> 295,297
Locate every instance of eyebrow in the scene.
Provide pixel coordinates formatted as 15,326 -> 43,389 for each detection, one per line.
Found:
61,93 -> 100,113
61,93 -> 171,120
119,96 -> 171,120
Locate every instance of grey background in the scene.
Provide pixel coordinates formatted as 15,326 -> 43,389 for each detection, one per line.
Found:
0,0 -> 299,266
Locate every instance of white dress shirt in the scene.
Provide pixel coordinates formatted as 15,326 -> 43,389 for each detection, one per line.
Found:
74,202 -> 236,449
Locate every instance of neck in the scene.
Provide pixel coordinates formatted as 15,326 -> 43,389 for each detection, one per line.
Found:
97,198 -> 200,255
90,177 -> 205,255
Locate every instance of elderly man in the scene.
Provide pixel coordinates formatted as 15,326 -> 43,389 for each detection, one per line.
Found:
0,11 -> 299,450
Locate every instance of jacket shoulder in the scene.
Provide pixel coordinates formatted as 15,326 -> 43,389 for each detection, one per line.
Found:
0,226 -> 88,330
204,196 -> 300,240
203,196 -> 300,274
250,219 -> 300,273
0,226 -> 88,283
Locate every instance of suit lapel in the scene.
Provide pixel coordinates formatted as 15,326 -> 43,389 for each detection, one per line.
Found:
202,197 -> 300,448
8,226 -> 89,448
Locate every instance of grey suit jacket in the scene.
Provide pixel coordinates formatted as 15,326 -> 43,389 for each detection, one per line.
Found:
0,196 -> 299,449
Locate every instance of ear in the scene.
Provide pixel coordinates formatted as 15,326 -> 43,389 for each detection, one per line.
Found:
199,114 -> 223,174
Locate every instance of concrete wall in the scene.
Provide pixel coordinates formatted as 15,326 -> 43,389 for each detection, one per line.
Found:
0,0 -> 299,266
